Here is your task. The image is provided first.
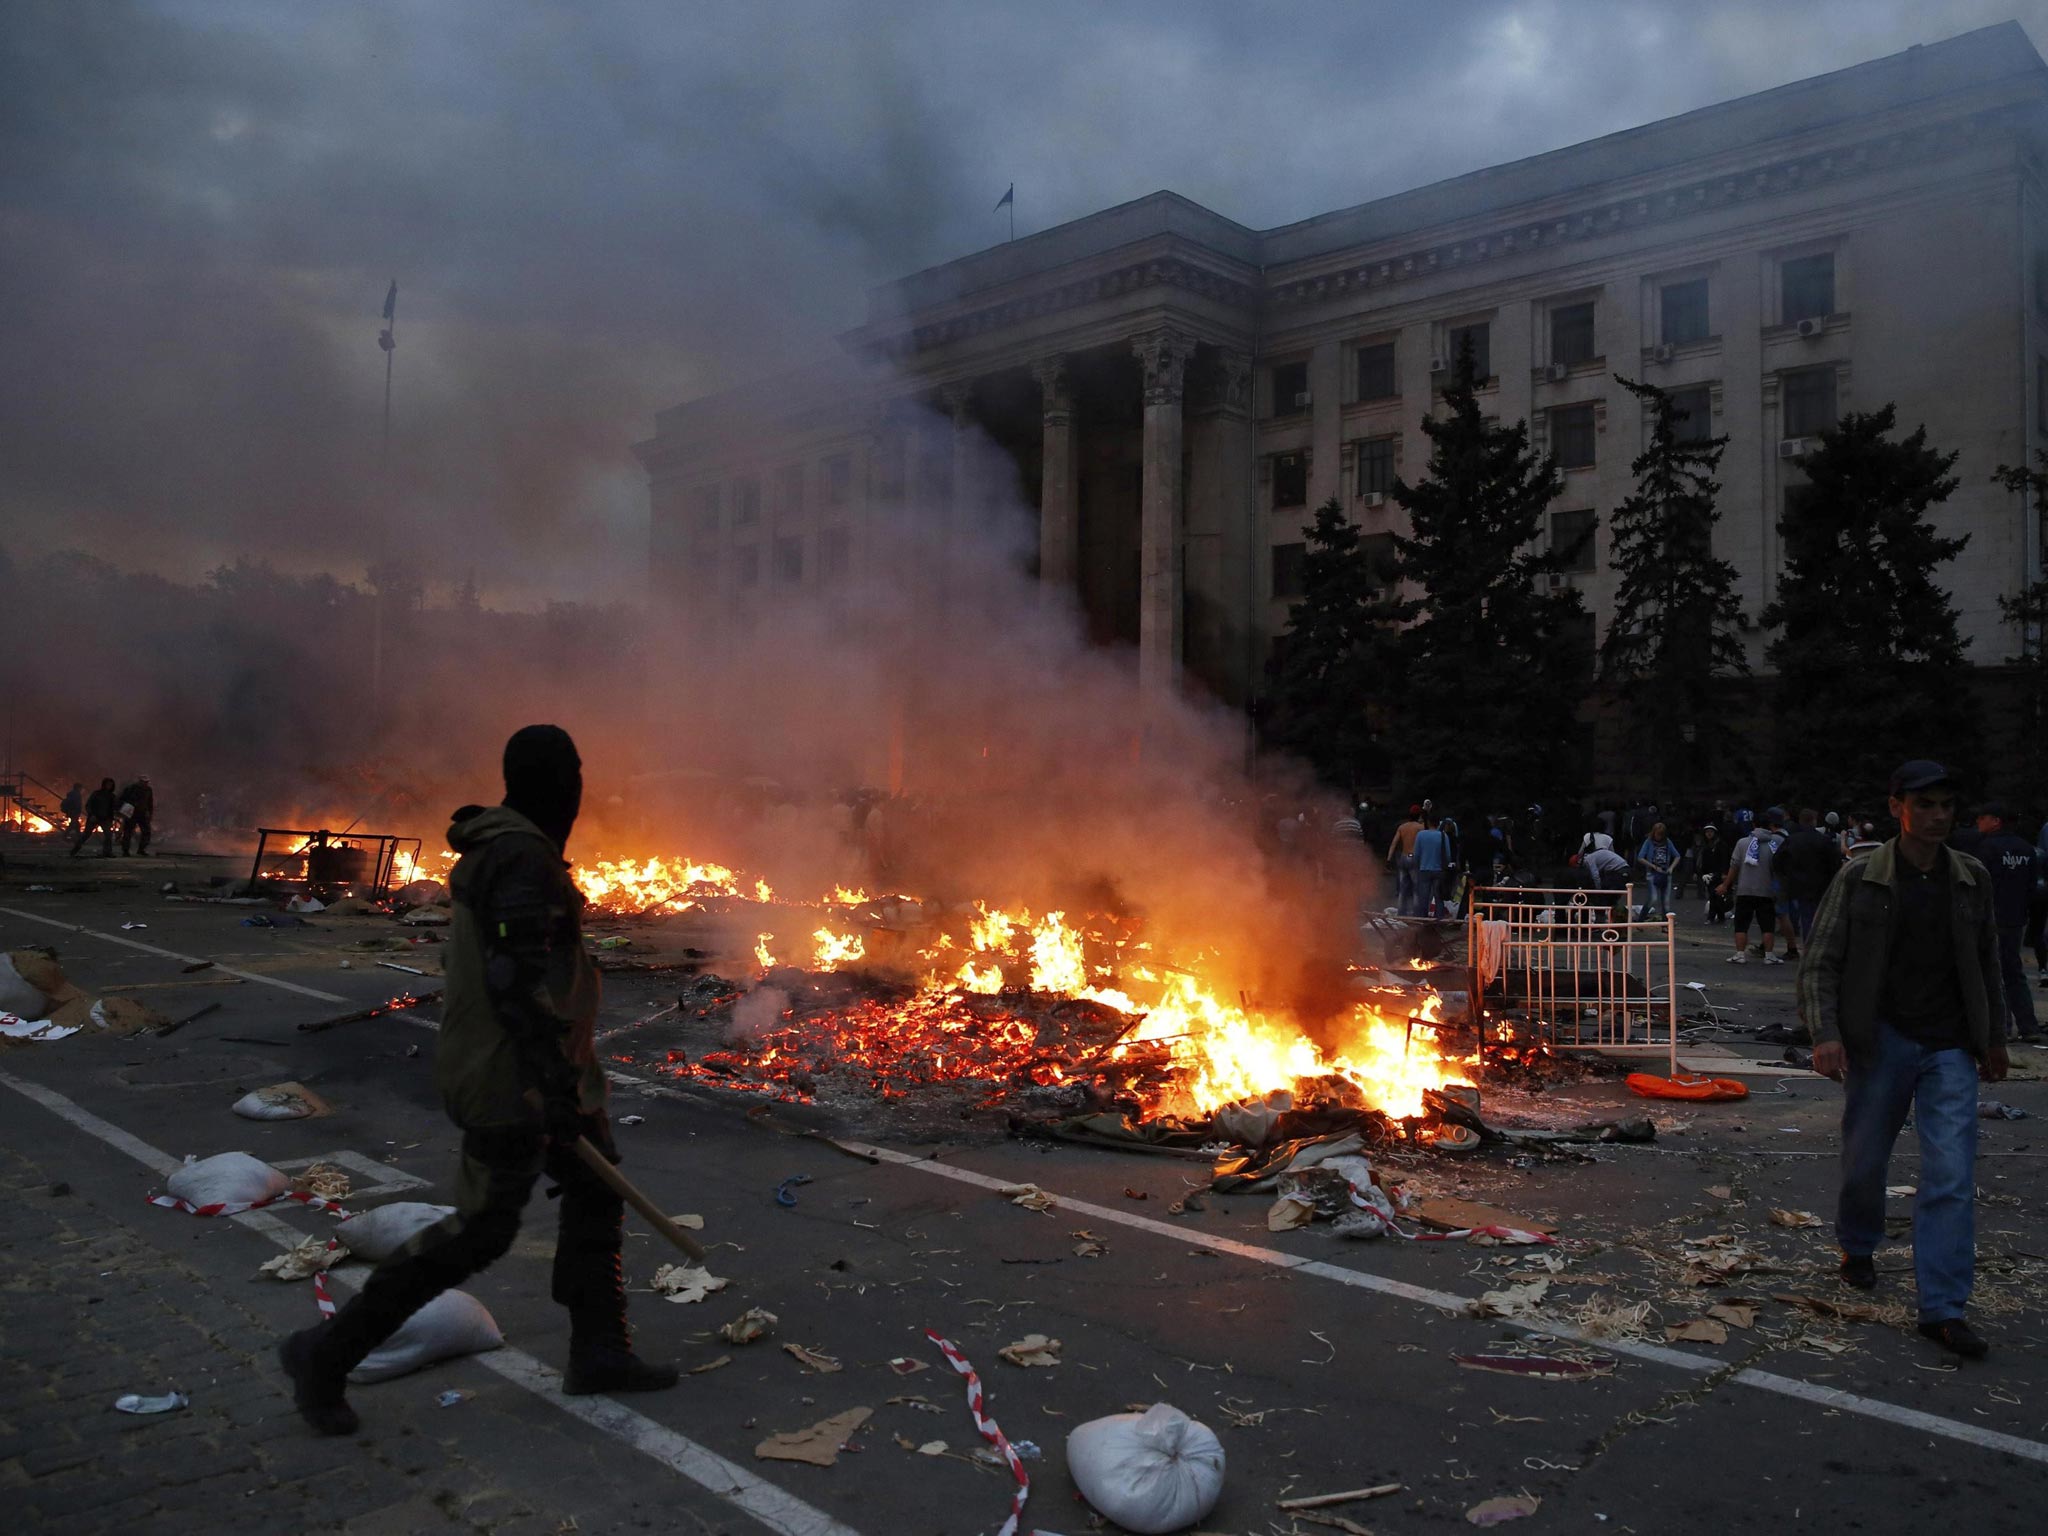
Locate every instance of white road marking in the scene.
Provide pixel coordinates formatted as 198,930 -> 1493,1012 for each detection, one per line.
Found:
0,905 -> 350,1003
0,1068 -> 865,1536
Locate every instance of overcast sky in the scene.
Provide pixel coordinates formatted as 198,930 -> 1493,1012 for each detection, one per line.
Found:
3,0 -> 2040,605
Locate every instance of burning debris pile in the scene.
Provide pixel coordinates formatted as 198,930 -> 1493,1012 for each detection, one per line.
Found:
576,853 -> 1476,1132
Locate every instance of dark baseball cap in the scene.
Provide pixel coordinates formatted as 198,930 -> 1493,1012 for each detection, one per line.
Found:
1888,760 -> 1955,795
1973,800 -> 2009,822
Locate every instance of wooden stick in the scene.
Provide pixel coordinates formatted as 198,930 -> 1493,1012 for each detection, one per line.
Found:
297,989 -> 442,1033
566,1135 -> 708,1263
1277,1483 -> 1403,1511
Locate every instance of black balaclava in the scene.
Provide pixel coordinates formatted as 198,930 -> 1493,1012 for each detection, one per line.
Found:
501,724 -> 582,852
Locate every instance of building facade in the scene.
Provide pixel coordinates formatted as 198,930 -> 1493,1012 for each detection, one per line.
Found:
638,24 -> 2048,712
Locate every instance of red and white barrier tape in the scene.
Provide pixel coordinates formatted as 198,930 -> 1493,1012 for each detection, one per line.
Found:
926,1328 -> 1036,1536
312,1269 -> 338,1319
147,1188 -> 352,1219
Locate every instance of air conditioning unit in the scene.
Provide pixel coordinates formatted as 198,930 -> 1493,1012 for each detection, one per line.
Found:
1796,316 -> 1823,338
1651,343 -> 1676,363
1778,438 -> 1806,459
1361,491 -> 1385,508
1547,573 -> 1568,590
1293,391 -> 1313,409
1735,611 -> 1755,630
1429,356 -> 1449,374
1545,363 -> 1570,382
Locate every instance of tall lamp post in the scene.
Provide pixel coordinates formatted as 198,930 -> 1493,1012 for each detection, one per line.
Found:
371,280 -> 397,718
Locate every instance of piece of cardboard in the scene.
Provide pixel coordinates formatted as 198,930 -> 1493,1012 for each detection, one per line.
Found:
754,1407 -> 871,1467
1412,1198 -> 1557,1235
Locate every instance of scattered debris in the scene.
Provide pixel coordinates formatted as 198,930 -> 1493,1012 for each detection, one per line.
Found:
1413,1199 -> 1556,1236
1705,1184 -> 1733,1200
1706,1302 -> 1758,1329
888,1356 -> 928,1375
1453,1354 -> 1616,1380
915,1439 -> 948,1455
1772,1292 -> 1882,1324
618,1114 -> 646,1126
998,1183 -> 1058,1213
718,1307 -> 777,1344
1466,1493 -> 1541,1526
1070,1231 -> 1107,1258
1469,1277 -> 1550,1319
1278,1483 -> 1404,1511
1665,1318 -> 1728,1344
689,1355 -> 732,1375
1769,1208 -> 1823,1229
997,1334 -> 1062,1367
436,1389 -> 470,1408
257,1239 -> 346,1282
292,1162 -> 352,1200
1123,1187 -> 1149,1200
783,1343 -> 844,1374
775,1174 -> 813,1207
650,1264 -> 729,1304
1980,1101 -> 2031,1120
113,1391 -> 189,1415
1267,1194 -> 1317,1231
754,1407 -> 871,1467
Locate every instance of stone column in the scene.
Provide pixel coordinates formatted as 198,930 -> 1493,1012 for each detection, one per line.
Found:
1033,357 -> 1078,588
940,381 -> 976,531
1185,348 -> 1255,705
1133,328 -> 1196,696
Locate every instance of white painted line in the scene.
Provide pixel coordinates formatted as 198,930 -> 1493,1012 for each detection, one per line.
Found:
0,1068 -> 865,1536
0,905 -> 350,1003
825,1138 -> 2048,1468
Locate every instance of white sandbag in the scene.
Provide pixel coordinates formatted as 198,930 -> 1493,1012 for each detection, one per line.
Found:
165,1152 -> 289,1209
0,954 -> 51,1020
394,879 -> 446,905
400,904 -> 450,926
349,1289 -> 502,1382
230,1081 -> 330,1120
335,1201 -> 457,1261
1067,1403 -> 1225,1535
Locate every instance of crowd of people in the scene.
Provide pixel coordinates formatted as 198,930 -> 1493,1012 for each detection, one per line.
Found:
59,774 -> 154,857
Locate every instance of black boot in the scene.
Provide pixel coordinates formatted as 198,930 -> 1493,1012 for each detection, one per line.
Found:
565,1307 -> 680,1395
279,1324 -> 360,1435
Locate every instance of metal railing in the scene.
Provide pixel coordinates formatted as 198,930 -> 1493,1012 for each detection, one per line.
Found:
1465,884 -> 1678,1073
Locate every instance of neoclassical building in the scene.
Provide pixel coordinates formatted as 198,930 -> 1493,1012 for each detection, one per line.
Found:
637,23 -> 2048,710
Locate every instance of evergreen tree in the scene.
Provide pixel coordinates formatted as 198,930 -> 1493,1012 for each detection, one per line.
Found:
1263,497 -> 1394,790
1762,405 -> 1976,806
1599,376 -> 1748,803
1991,455 -> 2048,808
1387,340 -> 1592,816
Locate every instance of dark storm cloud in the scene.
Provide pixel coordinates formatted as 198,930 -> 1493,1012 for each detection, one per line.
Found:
1,0 -> 2033,601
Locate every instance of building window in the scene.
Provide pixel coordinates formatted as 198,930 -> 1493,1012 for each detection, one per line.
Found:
1270,359 -> 1309,416
735,544 -> 761,587
820,527 -> 851,578
775,464 -> 804,517
1668,386 -> 1714,445
1356,437 -> 1396,497
1661,278 -> 1709,346
1271,542 -> 1306,600
1272,451 -> 1308,508
1551,403 -> 1596,469
1550,302 -> 1596,368
774,536 -> 803,583
1447,321 -> 1491,381
1551,509 -> 1597,574
1355,342 -> 1397,401
692,485 -> 721,532
1362,532 -> 1399,593
823,454 -> 852,507
732,476 -> 761,526
1782,367 -> 1837,439
1782,252 -> 1835,325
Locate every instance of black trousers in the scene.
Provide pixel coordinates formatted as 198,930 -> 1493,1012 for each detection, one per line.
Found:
310,1115 -> 624,1375
120,815 -> 151,854
70,817 -> 113,856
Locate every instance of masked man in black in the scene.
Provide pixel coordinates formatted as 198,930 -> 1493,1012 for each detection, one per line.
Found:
279,726 -> 676,1434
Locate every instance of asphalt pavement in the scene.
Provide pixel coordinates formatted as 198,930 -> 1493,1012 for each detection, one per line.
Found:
3,847 -> 2047,1536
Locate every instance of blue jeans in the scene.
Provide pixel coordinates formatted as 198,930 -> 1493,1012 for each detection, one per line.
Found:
1637,871 -> 1670,918
1838,1018 -> 1979,1322
1788,895 -> 1820,942
1414,868 -> 1443,919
